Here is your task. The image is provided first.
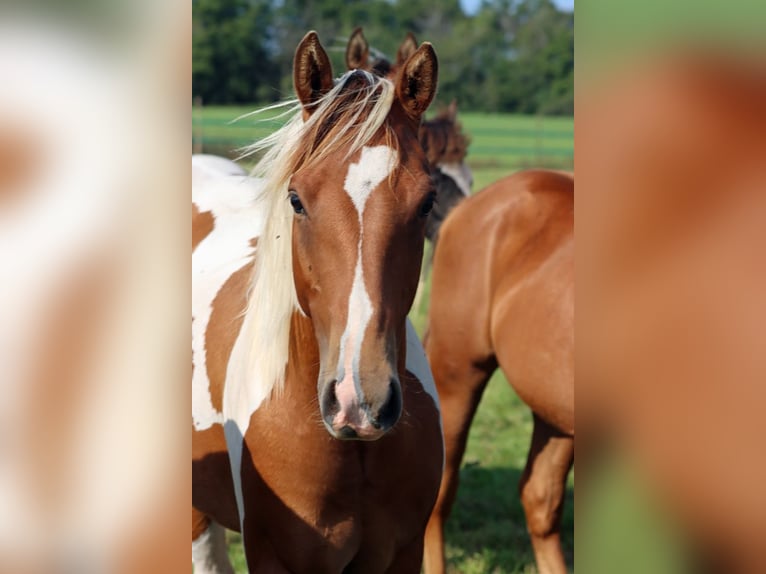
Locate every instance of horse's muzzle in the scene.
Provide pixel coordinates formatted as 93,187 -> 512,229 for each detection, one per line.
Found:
319,377 -> 402,441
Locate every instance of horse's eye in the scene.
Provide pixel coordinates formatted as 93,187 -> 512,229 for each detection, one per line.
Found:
419,191 -> 436,217
288,191 -> 305,215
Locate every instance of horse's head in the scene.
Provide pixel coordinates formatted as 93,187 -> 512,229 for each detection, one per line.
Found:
420,101 -> 473,241
290,32 -> 437,440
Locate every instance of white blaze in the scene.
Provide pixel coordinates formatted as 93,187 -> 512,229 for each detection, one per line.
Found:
336,146 -> 397,395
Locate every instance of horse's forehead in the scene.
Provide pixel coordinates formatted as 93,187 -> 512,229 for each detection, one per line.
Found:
295,140 -> 406,198
342,145 -> 398,213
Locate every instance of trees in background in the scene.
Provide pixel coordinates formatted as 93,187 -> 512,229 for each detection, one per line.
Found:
192,0 -> 573,115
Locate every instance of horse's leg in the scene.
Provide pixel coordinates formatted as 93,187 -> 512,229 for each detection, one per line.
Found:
423,361 -> 495,574
518,414 -> 574,574
192,507 -> 234,574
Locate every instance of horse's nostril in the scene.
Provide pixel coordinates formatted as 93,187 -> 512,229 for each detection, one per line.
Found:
376,378 -> 402,430
320,379 -> 338,418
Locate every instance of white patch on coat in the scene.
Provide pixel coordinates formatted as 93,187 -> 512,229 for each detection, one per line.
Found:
404,319 -> 444,468
437,161 -> 473,197
404,319 -> 440,408
191,171 -> 266,431
192,154 -> 247,178
336,146 -> 397,401
192,521 -> 234,574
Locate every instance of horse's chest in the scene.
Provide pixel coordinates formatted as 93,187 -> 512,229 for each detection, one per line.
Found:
240,405 -> 436,572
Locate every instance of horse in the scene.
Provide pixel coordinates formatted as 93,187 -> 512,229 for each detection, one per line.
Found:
192,31 -> 444,573
421,170 -> 574,574
417,100 -> 472,243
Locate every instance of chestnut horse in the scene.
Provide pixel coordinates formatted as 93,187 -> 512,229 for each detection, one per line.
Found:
192,32 -> 444,573
422,170 -> 574,574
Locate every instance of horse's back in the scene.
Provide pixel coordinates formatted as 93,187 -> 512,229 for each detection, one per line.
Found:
431,170 -> 574,433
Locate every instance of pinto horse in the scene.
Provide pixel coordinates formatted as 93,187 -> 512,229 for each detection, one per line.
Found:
192,32 -> 444,573
422,170 -> 574,574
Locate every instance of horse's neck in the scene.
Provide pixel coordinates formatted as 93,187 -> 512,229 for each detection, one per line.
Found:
286,311 -> 320,392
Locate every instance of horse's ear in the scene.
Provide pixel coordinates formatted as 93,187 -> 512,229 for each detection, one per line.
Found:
345,27 -> 369,70
396,42 -> 438,122
294,31 -> 334,116
396,32 -> 418,67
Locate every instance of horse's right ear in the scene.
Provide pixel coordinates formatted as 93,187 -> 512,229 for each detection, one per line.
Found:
396,42 -> 438,123
294,31 -> 334,116
345,27 -> 369,70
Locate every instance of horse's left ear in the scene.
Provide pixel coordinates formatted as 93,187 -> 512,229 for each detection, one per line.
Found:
396,42 -> 438,122
294,31 -> 334,116
396,32 -> 418,67
346,27 -> 369,70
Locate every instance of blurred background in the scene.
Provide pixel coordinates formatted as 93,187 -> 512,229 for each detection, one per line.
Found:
193,0 -> 574,191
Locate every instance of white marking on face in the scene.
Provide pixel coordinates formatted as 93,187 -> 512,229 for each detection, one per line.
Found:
437,161 -> 473,197
191,172 -> 266,431
336,146 -> 397,405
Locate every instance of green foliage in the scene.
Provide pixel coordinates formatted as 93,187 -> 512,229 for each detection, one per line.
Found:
193,0 -> 280,103
192,0 -> 573,114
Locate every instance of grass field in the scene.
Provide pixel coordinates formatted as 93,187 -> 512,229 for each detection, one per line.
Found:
196,104 -> 575,572
192,105 -> 573,192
